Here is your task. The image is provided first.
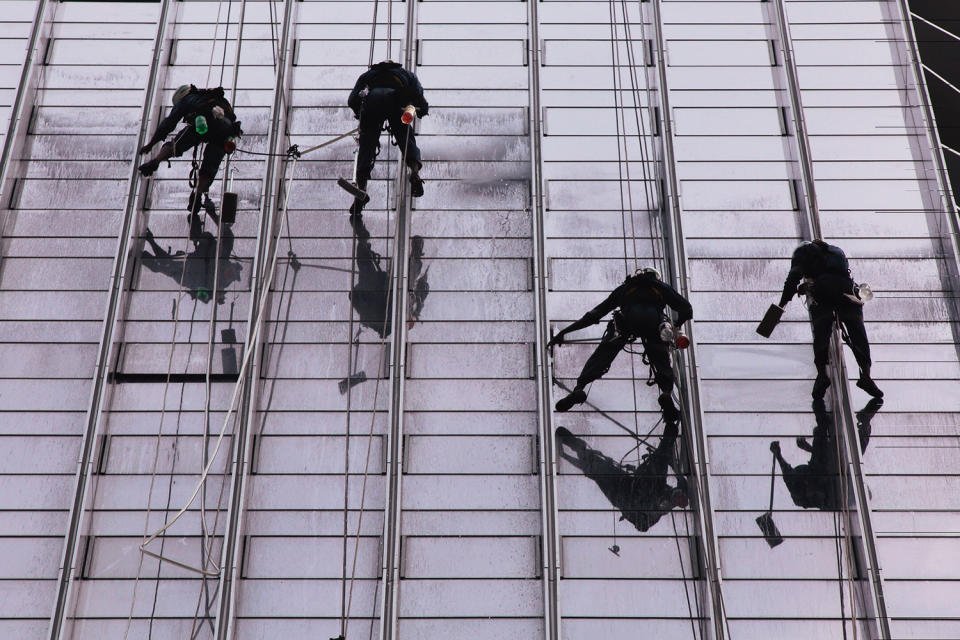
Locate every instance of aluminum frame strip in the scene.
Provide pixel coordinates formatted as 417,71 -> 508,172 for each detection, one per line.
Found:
768,2 -> 891,636
649,2 -> 729,637
0,0 -> 58,261
377,2 -> 420,637
527,1 -> 562,638
214,1 -> 299,637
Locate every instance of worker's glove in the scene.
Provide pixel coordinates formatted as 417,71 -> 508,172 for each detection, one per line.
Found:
547,332 -> 565,348
138,142 -> 154,155
417,106 -> 429,118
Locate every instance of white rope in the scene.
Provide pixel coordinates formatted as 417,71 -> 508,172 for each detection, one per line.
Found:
138,156 -> 299,568
911,11 -> 960,44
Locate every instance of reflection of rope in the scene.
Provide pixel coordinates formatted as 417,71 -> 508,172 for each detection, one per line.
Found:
833,512 -> 849,640
343,81 -> 412,639
671,511 -> 700,640
831,404 -> 860,640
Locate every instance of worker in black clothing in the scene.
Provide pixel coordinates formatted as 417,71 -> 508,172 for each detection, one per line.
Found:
556,423 -> 688,533
548,267 -> 692,421
769,397 -> 882,511
776,240 -> 882,400
345,60 -> 428,204
137,84 -> 242,218
140,212 -> 242,305
348,211 -> 429,338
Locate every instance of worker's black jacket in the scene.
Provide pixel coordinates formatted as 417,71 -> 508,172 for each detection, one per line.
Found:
348,62 -> 428,117
586,273 -> 692,335
147,87 -> 241,147
779,241 -> 853,308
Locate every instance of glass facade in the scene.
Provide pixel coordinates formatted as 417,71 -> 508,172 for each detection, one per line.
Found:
0,1 -> 958,639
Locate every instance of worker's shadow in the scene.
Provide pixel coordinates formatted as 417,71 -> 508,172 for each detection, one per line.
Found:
140,220 -> 243,304
556,422 -> 689,533
340,212 -> 429,393
770,397 -> 883,512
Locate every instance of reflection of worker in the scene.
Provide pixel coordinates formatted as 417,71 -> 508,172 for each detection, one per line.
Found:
776,240 -> 882,400
140,220 -> 242,304
138,85 -> 242,217
556,422 -> 688,532
549,267 -> 691,422
769,398 -> 882,511
346,60 -> 428,203
348,212 -> 429,338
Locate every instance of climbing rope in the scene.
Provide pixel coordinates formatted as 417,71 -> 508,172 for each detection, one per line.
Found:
338,2 -> 405,636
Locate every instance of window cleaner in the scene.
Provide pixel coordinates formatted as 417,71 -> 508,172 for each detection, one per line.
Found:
548,266 -> 692,423
763,240 -> 882,400
339,60 -> 430,208
137,84 -> 243,226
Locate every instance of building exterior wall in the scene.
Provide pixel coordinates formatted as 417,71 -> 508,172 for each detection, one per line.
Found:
0,1 -> 958,639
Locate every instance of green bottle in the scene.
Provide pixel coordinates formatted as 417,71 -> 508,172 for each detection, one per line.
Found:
195,115 -> 208,135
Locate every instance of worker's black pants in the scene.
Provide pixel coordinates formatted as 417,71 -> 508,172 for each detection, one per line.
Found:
173,125 -> 228,181
575,320 -> 674,396
356,108 -> 421,185
810,301 -> 871,378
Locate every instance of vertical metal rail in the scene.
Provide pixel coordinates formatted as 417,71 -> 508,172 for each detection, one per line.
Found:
377,1 -> 419,637
525,1 -> 562,638
648,2 -> 728,638
47,1 -> 178,637
767,2 -> 891,637
766,0 -> 821,240
213,1 -> 298,638
886,0 -> 960,334
0,0 -> 57,261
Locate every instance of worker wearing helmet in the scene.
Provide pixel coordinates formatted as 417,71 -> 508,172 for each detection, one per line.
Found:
776,240 -> 883,400
342,60 -> 428,205
137,84 -> 243,222
549,267 -> 692,422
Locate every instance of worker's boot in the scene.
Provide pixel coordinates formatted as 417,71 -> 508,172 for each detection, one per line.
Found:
138,157 -> 161,177
409,169 -> 424,198
555,387 -> 587,412
856,376 -> 883,399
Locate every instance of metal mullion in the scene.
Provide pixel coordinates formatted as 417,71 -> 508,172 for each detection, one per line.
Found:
47,1 -> 179,638
214,1 -> 298,638
0,0 -> 58,261
527,2 -> 561,640
378,2 -> 420,637
769,2 -> 891,636
890,0 -> 960,334
649,2 -> 728,638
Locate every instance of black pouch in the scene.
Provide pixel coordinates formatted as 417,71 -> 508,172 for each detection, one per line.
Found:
756,304 -> 784,338
222,192 -> 238,224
